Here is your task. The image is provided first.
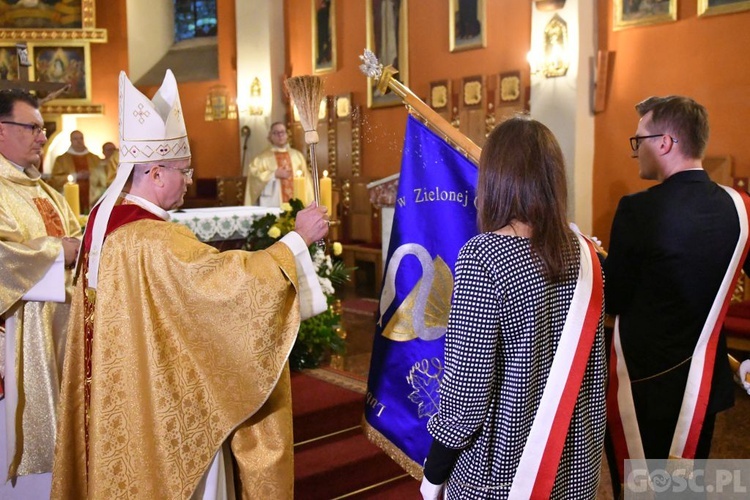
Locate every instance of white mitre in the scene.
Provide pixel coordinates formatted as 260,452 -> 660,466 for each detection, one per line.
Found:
83,69 -> 190,289
119,68 -> 190,164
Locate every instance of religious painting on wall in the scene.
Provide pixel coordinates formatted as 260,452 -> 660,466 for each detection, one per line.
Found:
366,0 -> 409,108
613,0 -> 677,30
698,0 -> 750,16
30,43 -> 91,103
449,0 -> 486,52
0,44 -> 20,81
312,0 -> 336,74
0,0 -> 106,41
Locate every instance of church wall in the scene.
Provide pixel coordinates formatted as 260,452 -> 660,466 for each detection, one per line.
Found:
69,0 -> 130,158
592,0 -> 750,246
137,0 -> 240,178
285,0 -> 531,181
81,0 -> 240,179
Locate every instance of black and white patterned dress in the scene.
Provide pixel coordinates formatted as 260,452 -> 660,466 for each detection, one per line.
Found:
426,232 -> 607,499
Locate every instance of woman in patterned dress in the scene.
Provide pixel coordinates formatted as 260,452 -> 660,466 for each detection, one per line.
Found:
421,116 -> 607,499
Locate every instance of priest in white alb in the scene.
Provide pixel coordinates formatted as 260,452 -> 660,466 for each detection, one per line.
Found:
0,88 -> 81,499
244,121 -> 313,207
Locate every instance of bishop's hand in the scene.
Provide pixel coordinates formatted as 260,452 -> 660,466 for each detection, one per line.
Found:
294,202 -> 329,247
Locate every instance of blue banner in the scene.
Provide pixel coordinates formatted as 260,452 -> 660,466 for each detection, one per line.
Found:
364,115 -> 479,474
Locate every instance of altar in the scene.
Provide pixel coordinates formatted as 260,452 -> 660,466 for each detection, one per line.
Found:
170,206 -> 280,248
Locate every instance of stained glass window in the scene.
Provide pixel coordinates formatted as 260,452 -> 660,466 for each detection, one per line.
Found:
174,0 -> 217,42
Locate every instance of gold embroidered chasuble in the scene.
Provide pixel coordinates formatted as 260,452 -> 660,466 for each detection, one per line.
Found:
0,154 -> 81,479
52,217 -> 301,499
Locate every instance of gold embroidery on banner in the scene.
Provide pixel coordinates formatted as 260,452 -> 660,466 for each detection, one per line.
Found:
382,256 -> 453,342
362,419 -> 423,479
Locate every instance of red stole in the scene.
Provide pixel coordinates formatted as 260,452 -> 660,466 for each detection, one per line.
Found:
72,155 -> 91,212
32,197 -> 66,237
273,151 -> 295,202
607,187 -> 750,480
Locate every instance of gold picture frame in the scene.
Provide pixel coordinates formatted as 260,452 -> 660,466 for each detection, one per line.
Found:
313,0 -> 336,74
698,0 -> 750,16
449,0 -> 486,52
614,0 -> 677,31
366,0 -> 409,108
0,0 -> 106,42
0,43 -> 21,81
29,42 -> 92,105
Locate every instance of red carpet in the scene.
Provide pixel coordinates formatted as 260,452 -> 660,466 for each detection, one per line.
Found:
292,370 -> 421,499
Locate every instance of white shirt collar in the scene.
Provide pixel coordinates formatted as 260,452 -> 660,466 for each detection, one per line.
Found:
122,193 -> 171,221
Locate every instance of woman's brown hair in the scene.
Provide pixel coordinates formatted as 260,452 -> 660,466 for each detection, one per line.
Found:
477,115 -> 573,281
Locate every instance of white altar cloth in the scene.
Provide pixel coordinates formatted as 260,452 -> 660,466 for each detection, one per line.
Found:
170,206 -> 280,242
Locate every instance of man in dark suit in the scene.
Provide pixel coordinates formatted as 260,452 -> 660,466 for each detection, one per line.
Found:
604,96 -> 750,490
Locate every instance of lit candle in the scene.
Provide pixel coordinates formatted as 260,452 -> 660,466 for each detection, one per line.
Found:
320,170 -> 332,216
64,174 -> 80,219
293,170 -> 307,205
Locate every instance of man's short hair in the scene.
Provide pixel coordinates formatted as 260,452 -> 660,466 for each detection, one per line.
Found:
0,89 -> 39,119
635,95 -> 709,159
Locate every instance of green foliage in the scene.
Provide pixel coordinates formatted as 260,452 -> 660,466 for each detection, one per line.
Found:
244,198 -> 352,371
289,296 -> 346,370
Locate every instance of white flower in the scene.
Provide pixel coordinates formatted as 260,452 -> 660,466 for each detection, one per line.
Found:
312,247 -> 326,268
318,276 -> 335,296
268,226 -> 281,238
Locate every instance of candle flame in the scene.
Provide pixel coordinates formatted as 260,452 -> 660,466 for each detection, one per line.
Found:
67,174 -> 76,183
296,170 -> 302,178
323,170 -> 329,178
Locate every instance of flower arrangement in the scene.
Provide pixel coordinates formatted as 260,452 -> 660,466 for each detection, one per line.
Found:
244,198 -> 350,370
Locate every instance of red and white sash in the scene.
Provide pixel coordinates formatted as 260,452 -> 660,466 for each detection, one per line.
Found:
509,233 -> 604,499
608,186 -> 750,479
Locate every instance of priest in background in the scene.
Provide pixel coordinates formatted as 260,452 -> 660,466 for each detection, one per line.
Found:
48,130 -> 101,213
52,70 -> 329,499
244,121 -> 314,207
0,88 -> 81,499
89,141 -> 118,206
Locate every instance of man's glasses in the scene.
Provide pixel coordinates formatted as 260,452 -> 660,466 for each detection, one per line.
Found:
1,121 -> 46,137
144,164 -> 194,180
629,134 -> 678,151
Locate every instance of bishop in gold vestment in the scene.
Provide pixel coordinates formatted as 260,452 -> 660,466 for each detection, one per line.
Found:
52,69 -> 330,500
53,201 -> 307,499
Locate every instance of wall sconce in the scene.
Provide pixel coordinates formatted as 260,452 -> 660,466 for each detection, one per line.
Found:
527,14 -> 570,78
249,77 -> 263,116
